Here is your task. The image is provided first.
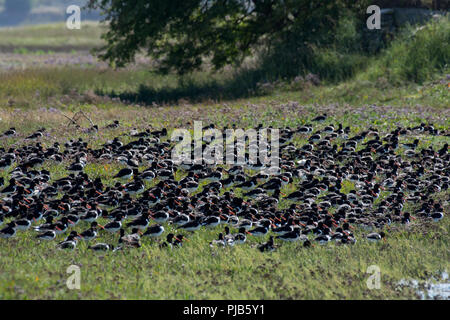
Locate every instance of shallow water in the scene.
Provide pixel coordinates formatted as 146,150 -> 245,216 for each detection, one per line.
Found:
398,271 -> 450,300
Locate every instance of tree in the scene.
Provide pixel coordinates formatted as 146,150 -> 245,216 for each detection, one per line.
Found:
87,0 -> 369,75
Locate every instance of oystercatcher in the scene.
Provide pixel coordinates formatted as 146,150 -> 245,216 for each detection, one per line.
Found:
276,228 -> 305,242
312,114 -> 327,122
0,222 -> 16,238
2,127 -> 16,137
114,167 -> 136,181
178,218 -> 201,232
150,210 -> 169,223
248,222 -> 270,237
57,231 -> 79,250
80,210 -> 99,223
36,230 -> 56,241
172,213 -> 190,226
0,158 -> 14,171
314,228 -> 331,244
367,231 -> 386,242
103,216 -> 123,233
143,224 -> 165,238
258,236 -> 275,252
159,233 -> 175,249
79,221 -> 104,241
201,216 -> 221,228
127,212 -> 150,230
14,216 -> 32,231
88,243 -> 114,251
402,139 -> 419,150
232,227 -> 249,244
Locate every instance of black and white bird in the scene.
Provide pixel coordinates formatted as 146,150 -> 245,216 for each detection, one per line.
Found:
0,158 -> 14,171
88,243 -> 114,251
172,213 -> 190,226
114,167 -> 135,180
178,219 -> 201,232
366,231 -> 386,242
0,222 -> 16,238
312,114 -> 327,122
151,211 -> 169,224
314,228 -> 331,245
79,221 -> 104,241
103,216 -> 123,233
143,224 -> 165,238
0,178 -> 17,195
35,230 -> 56,241
140,170 -> 156,182
276,229 -> 305,242
2,127 -> 16,137
430,211 -> 444,222
258,236 -> 276,252
14,216 -> 32,231
201,216 -> 221,228
26,128 -> 45,140
80,210 -> 99,223
124,180 -> 145,195
401,139 -> 419,150
232,227 -> 248,244
127,213 -> 150,230
248,224 -> 269,237
57,231 -> 79,250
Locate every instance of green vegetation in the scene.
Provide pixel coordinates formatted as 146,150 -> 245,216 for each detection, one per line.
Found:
86,0 -> 447,85
1,17 -> 448,106
87,1 -> 372,73
0,13 -> 448,300
0,99 -> 448,299
363,17 -> 450,84
0,220 -> 448,299
0,22 -> 105,52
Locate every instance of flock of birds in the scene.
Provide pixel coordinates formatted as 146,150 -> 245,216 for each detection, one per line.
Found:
0,114 -> 448,253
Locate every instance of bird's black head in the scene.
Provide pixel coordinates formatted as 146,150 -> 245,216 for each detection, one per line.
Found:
166,233 -> 175,242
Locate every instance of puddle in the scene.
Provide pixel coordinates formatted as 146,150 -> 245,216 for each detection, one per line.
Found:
397,271 -> 450,300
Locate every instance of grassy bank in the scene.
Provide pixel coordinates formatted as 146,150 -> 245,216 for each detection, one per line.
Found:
0,101 -> 448,300
1,219 -> 448,299
0,17 -> 448,107
0,17 -> 448,300
0,21 -> 105,52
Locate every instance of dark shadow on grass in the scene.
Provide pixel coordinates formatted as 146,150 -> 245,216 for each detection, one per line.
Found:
94,68 -> 271,106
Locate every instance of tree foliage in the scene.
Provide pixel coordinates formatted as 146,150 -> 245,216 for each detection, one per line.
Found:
88,0 -> 371,74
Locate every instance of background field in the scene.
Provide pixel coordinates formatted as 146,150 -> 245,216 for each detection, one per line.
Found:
0,17 -> 448,299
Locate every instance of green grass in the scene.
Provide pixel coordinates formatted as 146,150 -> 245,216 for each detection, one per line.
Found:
362,16 -> 450,85
0,17 -> 448,107
0,221 -> 448,299
0,22 -> 105,52
0,18 -> 449,299
0,100 -> 448,300
0,66 -> 448,109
